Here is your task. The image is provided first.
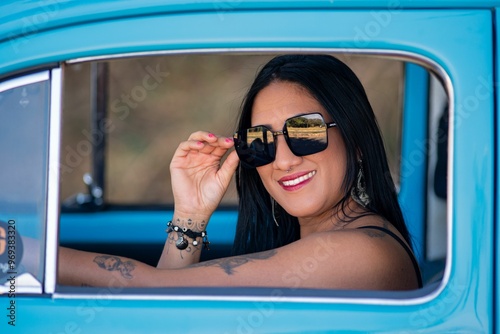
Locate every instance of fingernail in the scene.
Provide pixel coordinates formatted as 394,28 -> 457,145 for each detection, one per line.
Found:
225,137 -> 233,143
208,133 -> 215,138
197,141 -> 203,145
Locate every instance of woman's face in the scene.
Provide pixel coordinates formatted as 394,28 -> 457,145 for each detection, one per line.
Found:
252,81 -> 348,222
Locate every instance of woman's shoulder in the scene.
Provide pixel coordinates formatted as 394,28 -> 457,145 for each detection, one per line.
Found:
283,216 -> 420,290
333,214 -> 411,247
300,214 -> 404,245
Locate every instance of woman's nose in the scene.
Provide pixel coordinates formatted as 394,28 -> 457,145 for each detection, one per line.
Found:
272,135 -> 302,171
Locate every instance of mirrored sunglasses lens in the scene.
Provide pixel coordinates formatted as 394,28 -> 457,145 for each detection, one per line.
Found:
235,127 -> 275,167
286,114 -> 328,156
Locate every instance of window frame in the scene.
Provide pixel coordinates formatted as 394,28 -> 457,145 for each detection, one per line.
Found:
55,48 -> 452,306
0,68 -> 61,295
45,67 -> 63,294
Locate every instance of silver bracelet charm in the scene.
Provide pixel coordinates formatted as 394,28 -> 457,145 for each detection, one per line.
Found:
166,221 -> 210,250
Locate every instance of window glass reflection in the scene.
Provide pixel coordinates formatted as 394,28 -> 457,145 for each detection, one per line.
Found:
0,77 -> 49,290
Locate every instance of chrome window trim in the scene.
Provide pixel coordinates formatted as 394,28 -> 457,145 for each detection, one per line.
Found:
44,68 -> 62,294
58,47 -> 452,307
0,71 -> 49,94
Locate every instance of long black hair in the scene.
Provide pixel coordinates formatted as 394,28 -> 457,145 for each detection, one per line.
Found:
232,54 -> 410,255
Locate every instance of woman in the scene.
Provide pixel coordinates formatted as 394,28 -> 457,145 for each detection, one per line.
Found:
59,54 -> 422,290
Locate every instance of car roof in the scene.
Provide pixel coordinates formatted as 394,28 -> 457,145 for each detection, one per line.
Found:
1,0 -> 499,43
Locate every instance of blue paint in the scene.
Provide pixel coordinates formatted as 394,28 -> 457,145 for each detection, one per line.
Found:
0,2 -> 495,333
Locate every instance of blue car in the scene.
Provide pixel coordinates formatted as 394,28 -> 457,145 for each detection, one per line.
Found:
0,0 -> 496,332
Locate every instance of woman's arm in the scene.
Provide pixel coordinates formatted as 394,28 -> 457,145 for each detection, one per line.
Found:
59,131 -> 238,286
156,217 -> 209,269
157,132 -> 239,269
58,247 -> 156,287
58,227 -> 419,290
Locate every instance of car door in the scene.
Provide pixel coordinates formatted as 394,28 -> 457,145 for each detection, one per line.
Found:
0,3 -> 494,333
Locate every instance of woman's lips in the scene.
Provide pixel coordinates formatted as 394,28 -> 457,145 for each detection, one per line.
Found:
278,170 -> 316,189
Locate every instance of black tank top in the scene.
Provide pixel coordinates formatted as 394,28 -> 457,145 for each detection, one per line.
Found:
357,225 -> 423,288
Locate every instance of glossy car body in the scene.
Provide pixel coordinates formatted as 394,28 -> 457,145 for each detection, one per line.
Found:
0,0 -> 497,332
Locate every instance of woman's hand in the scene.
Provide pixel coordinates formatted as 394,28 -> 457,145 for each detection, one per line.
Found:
170,131 -> 239,221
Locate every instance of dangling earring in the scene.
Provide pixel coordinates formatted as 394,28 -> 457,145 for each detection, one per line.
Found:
271,197 -> 280,227
351,159 -> 371,207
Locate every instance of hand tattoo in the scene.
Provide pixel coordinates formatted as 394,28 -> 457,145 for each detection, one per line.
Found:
93,255 -> 136,280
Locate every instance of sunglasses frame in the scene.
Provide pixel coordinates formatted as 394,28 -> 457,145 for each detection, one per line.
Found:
234,112 -> 337,168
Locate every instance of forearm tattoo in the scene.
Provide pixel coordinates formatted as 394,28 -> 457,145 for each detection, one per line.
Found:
177,217 -> 207,232
93,255 -> 136,280
166,232 -> 200,259
165,218 -> 207,258
190,249 -> 277,275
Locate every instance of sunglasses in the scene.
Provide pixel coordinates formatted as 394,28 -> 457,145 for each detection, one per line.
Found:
233,112 -> 337,168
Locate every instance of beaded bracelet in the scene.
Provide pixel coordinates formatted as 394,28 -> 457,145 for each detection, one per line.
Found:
166,221 -> 210,250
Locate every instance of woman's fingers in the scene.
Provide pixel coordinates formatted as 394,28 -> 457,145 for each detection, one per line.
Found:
217,150 -> 240,186
173,133 -> 233,160
193,136 -> 233,157
187,130 -> 218,141
169,132 -> 236,217
173,131 -> 219,158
